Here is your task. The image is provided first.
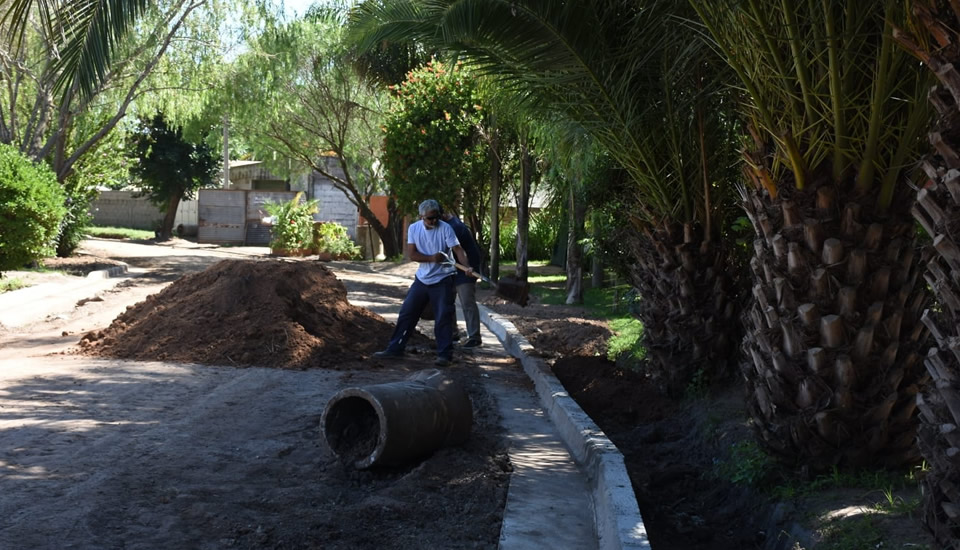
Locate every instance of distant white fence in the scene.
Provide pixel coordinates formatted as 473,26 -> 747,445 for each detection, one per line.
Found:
90,191 -> 198,234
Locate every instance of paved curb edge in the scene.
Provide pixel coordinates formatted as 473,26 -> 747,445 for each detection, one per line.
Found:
85,264 -> 129,279
479,304 -> 651,550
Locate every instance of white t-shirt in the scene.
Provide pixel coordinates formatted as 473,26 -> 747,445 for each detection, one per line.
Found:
408,219 -> 460,284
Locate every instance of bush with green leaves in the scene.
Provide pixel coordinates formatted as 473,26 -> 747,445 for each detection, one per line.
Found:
0,144 -> 67,272
381,60 -> 488,214
55,179 -> 97,257
264,194 -> 319,251
495,211 -> 557,263
314,222 -> 361,259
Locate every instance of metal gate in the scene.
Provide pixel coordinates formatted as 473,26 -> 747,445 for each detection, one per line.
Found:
198,189 -> 298,245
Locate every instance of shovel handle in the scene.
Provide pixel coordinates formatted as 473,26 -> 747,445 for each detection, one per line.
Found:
439,252 -> 490,284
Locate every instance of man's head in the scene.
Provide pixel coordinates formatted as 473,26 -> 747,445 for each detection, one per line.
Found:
418,199 -> 442,229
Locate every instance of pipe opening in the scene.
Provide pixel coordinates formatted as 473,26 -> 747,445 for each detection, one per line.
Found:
323,396 -> 381,464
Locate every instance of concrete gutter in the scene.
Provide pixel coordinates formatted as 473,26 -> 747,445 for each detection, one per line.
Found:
85,264 -> 129,279
0,264 -> 129,328
480,304 -> 651,550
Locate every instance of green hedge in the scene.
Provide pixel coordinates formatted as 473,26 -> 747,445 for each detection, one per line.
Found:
0,144 -> 66,271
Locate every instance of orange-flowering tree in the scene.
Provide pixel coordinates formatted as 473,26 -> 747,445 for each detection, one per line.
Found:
381,60 -> 488,214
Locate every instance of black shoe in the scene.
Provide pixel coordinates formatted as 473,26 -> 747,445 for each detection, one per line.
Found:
373,349 -> 404,359
461,339 -> 482,349
434,356 -> 454,367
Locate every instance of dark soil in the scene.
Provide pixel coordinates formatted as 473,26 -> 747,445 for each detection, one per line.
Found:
80,259 -> 399,368
480,285 -> 769,549
72,257 -> 509,549
552,355 -> 765,549
480,269 -> 936,550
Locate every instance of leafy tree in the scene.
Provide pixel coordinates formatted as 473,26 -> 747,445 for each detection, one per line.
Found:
0,0 -> 216,181
224,8 -> 406,257
0,143 -> 66,272
129,113 -> 218,240
351,0 -> 744,393
1,0 -> 226,253
381,59 -> 488,215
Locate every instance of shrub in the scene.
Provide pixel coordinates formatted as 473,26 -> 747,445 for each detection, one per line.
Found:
55,179 -> 96,257
493,211 -> 557,263
0,144 -> 67,272
314,222 -> 361,259
263,193 -> 318,251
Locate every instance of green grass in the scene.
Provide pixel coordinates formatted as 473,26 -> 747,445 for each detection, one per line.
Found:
607,316 -> 644,361
0,277 -> 27,293
517,267 -> 646,362
86,225 -> 155,240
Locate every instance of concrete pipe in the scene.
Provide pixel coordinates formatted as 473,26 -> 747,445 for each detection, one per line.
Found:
321,369 -> 473,469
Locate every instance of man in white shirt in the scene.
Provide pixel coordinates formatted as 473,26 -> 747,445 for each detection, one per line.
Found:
373,199 -> 475,366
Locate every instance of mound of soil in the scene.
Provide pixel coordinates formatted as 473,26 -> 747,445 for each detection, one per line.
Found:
478,293 -> 610,357
80,259 -> 396,369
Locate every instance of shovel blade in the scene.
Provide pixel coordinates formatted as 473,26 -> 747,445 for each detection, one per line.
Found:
496,276 -> 530,307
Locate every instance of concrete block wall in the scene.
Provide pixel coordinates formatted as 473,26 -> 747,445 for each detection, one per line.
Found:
312,182 -> 359,240
90,191 -> 198,233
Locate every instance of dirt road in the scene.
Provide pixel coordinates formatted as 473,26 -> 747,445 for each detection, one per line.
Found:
0,239 -> 509,549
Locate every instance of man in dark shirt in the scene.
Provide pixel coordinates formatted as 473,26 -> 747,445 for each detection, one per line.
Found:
442,210 -> 482,348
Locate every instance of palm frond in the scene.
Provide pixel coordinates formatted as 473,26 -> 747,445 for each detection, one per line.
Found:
2,0 -> 149,100
692,0 -> 932,210
350,0 -> 741,231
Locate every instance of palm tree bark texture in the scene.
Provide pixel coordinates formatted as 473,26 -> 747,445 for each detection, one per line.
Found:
740,177 -> 929,472
616,221 -> 739,396
896,2 -> 960,545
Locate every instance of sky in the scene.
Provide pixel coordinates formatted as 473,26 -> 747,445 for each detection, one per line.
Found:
278,0 -> 318,18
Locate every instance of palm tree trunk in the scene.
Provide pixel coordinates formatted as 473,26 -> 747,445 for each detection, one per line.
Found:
617,221 -> 739,395
741,180 -> 929,471
898,3 -> 960,544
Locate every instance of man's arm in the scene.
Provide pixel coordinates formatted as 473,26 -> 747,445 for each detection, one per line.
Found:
407,242 -> 444,263
452,245 -> 476,277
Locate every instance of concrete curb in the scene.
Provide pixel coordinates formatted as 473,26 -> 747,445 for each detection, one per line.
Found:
85,264 -> 129,279
479,304 -> 651,550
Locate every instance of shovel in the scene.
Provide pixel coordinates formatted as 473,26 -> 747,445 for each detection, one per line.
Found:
439,252 -> 530,307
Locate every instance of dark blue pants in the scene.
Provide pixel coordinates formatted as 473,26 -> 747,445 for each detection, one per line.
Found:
385,275 -> 456,359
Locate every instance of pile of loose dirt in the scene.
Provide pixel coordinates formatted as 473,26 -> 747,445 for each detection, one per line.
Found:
80,259 -> 396,369
477,290 -> 610,357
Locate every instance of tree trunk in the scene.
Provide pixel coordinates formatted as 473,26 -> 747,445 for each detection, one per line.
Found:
740,181 -> 929,472
515,138 -> 531,280
899,5 -> 960,545
385,197 -> 404,259
358,200 -> 400,259
565,182 -> 586,305
490,129 -> 501,282
616,221 -> 739,395
158,194 -> 182,241
591,211 -> 604,289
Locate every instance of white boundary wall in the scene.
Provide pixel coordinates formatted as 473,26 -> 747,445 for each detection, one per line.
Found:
90,191 -> 198,233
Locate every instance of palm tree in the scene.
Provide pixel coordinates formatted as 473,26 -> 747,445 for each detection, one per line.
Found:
894,2 -> 960,545
692,0 -> 932,471
1,0 -> 149,101
350,0 -> 744,394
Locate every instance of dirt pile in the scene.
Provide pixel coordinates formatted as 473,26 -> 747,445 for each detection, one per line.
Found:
80,259 -> 395,368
